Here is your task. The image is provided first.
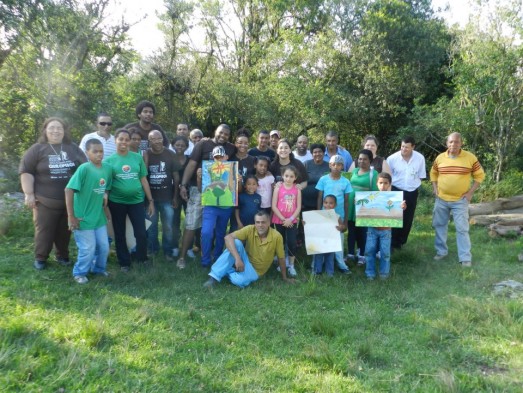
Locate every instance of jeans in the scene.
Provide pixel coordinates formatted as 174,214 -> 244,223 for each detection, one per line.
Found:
313,252 -> 335,275
72,226 -> 109,277
201,206 -> 234,267
109,200 -> 148,266
432,197 -> 471,262
335,232 -> 349,270
172,200 -> 187,248
364,228 -> 391,278
209,239 -> 259,288
147,200 -> 175,256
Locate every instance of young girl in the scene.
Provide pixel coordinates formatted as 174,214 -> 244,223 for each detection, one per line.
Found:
231,175 -> 262,232
255,156 -> 275,214
271,166 -> 301,277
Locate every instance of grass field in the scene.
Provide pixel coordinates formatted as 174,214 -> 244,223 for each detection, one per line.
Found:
1,197 -> 523,392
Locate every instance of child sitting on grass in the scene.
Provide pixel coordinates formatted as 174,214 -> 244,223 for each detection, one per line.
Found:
65,139 -> 112,284
364,172 -> 406,280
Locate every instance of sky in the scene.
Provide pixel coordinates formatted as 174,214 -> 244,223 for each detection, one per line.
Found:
108,0 -> 476,57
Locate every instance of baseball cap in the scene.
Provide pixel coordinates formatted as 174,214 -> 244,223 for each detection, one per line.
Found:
212,146 -> 226,158
329,154 -> 344,165
269,130 -> 280,138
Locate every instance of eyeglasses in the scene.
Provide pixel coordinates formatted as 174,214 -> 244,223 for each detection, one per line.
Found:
99,122 -> 113,126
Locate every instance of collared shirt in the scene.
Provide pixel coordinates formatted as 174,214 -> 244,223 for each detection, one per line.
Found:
323,146 -> 353,171
387,150 -> 426,191
234,225 -> 285,276
430,149 -> 485,202
293,150 -> 313,163
79,131 -> 117,159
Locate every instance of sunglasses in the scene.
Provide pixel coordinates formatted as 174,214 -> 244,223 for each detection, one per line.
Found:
99,122 -> 113,126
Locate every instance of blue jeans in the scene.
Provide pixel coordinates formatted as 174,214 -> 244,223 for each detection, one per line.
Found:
72,226 -> 109,277
109,201 -> 147,266
147,200 -> 175,256
209,239 -> 259,287
364,228 -> 391,278
313,252 -> 334,275
432,197 -> 471,262
201,206 -> 234,267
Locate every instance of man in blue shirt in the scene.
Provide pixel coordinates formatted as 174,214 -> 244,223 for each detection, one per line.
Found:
323,131 -> 353,171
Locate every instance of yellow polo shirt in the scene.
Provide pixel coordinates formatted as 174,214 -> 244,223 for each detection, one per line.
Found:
234,225 -> 285,276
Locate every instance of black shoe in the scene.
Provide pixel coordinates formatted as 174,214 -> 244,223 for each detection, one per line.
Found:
56,258 -> 71,266
33,260 -> 46,270
203,277 -> 218,288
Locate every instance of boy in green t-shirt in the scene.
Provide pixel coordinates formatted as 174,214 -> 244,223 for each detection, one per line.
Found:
65,139 -> 112,284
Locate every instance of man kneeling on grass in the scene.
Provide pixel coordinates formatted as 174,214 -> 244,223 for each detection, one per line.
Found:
203,210 -> 294,288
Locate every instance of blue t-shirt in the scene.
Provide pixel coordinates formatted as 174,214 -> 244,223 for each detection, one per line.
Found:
315,174 -> 353,220
237,192 -> 262,226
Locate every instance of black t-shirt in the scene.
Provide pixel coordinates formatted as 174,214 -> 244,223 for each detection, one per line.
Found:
248,147 -> 276,161
124,122 -> 169,152
187,139 -> 236,184
146,148 -> 181,202
269,158 -> 308,184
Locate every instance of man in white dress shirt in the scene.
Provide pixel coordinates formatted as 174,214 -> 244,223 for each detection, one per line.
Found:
293,135 -> 313,163
387,136 -> 426,250
79,112 -> 116,159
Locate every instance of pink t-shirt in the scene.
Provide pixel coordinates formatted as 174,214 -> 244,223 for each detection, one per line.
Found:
272,184 -> 299,224
257,174 -> 275,208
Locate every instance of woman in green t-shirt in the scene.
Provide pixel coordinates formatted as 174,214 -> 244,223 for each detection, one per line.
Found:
105,129 -> 155,271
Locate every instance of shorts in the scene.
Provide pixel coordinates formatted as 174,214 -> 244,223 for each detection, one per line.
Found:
184,186 -> 202,230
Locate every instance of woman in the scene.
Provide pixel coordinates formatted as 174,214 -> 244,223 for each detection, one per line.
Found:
347,149 -> 379,265
302,143 -> 330,211
19,117 -> 87,270
105,129 -> 155,271
349,135 -> 391,174
128,128 -> 142,154
269,139 -> 308,189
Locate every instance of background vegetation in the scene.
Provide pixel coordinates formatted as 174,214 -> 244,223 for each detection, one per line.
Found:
1,0 -> 523,196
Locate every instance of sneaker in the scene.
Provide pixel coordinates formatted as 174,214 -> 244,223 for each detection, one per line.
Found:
172,248 -> 180,257
56,258 -> 71,266
461,261 -> 472,267
74,276 -> 88,284
176,258 -> 186,269
340,268 -> 352,275
345,253 -> 356,262
93,271 -> 109,277
288,265 -> 297,277
120,266 -> 130,272
433,254 -> 447,261
33,260 -> 46,270
357,256 -> 366,266
366,276 -> 375,281
187,249 -> 196,259
203,277 -> 218,288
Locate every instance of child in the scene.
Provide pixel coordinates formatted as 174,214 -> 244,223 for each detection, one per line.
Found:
200,146 -> 235,268
271,165 -> 301,277
311,195 -> 345,276
255,156 -> 275,214
65,139 -> 112,284
364,172 -> 406,280
315,154 -> 352,274
232,175 -> 262,231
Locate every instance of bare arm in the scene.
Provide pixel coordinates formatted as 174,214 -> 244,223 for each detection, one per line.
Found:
20,173 -> 36,208
317,190 -> 324,210
140,176 -> 155,216
224,232 -> 245,272
381,160 -> 391,175
64,188 -> 80,230
463,181 -> 481,202
180,159 -> 198,200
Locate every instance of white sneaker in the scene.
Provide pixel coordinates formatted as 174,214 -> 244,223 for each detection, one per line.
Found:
187,249 -> 196,259
74,276 -> 88,284
357,256 -> 366,266
172,248 -> 180,257
288,265 -> 297,277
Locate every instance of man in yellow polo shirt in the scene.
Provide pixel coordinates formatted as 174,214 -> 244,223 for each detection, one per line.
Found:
430,132 -> 485,267
203,210 -> 293,287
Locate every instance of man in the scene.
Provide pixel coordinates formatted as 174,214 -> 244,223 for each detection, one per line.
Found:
387,136 -> 426,250
145,130 -> 181,261
323,131 -> 353,171
176,124 -> 237,268
430,132 -> 485,267
293,135 -> 313,163
203,210 -> 293,288
248,129 -> 276,161
269,129 -> 281,151
124,100 -> 169,153
79,112 -> 116,158
176,123 -> 194,156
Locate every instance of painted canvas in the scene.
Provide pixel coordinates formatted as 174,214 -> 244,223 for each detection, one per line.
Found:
201,160 -> 238,206
355,191 -> 404,228
303,210 -> 343,255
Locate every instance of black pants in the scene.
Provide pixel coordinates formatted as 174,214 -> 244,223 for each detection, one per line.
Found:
391,186 -> 419,248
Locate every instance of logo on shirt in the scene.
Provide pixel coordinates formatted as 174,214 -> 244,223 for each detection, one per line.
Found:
99,178 -> 106,187
122,165 -> 131,173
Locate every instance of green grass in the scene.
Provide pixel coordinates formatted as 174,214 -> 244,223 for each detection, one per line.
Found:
1,197 -> 523,392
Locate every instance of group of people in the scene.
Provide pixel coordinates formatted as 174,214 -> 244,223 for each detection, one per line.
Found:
19,100 -> 485,286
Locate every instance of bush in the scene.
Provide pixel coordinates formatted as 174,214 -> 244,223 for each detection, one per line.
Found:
475,169 -> 523,201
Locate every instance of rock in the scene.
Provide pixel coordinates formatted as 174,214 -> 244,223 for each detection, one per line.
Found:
493,280 -> 523,299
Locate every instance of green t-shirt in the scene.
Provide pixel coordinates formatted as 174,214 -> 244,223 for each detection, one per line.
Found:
104,152 -> 148,204
66,162 -> 113,230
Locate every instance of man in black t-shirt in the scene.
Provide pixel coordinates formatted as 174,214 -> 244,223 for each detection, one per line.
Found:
125,101 -> 169,153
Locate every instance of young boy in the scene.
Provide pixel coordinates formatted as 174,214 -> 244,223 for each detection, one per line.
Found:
311,194 -> 345,276
65,139 -> 112,284
315,155 -> 353,273
364,172 -> 406,280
